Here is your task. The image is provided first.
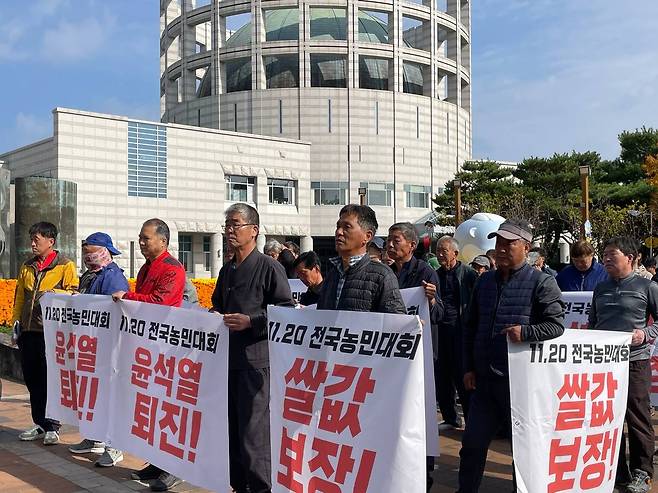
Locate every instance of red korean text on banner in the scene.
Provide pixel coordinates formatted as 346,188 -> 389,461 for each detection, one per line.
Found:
277,357 -> 378,493
130,346 -> 203,463
55,331 -> 100,421
549,372 -> 620,492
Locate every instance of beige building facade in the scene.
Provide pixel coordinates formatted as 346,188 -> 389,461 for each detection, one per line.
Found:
1,108 -> 311,277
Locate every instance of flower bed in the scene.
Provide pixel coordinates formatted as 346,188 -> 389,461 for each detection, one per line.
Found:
0,278 -> 216,325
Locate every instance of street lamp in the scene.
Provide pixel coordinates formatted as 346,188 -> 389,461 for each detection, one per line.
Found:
578,165 -> 591,239
453,179 -> 462,227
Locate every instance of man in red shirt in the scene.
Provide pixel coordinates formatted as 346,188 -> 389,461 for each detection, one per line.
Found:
112,218 -> 186,492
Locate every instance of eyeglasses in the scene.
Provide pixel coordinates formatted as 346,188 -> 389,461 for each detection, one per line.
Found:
224,223 -> 256,232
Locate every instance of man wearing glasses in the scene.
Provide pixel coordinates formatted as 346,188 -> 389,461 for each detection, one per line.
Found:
211,203 -> 294,493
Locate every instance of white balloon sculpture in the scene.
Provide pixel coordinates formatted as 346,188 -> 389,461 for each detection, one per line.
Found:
453,212 -> 506,263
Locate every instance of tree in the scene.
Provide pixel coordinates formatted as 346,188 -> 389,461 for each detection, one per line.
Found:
432,160 -> 516,222
432,128 -> 658,261
513,152 -> 600,257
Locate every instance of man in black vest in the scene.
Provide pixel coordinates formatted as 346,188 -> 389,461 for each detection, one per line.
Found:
457,219 -> 565,493
317,204 -> 405,314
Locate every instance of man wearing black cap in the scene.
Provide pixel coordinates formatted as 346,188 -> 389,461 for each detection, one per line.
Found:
469,255 -> 490,276
457,218 -> 565,492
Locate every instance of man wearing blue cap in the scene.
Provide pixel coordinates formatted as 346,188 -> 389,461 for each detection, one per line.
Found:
68,232 -> 128,466
77,232 -> 129,295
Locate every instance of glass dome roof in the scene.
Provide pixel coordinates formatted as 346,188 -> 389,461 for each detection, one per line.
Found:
209,9 -> 424,95
226,9 -> 405,47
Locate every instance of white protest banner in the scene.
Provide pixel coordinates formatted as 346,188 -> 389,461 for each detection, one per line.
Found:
42,294 -> 230,493
509,329 -> 631,493
289,279 -> 308,305
562,291 -> 593,330
268,306 -> 426,493
400,286 -> 439,456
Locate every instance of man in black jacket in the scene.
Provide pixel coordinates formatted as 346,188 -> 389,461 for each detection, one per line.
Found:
458,219 -> 564,493
317,204 -> 405,314
435,235 -> 478,429
293,251 -> 323,306
387,221 -> 443,490
211,203 -> 294,493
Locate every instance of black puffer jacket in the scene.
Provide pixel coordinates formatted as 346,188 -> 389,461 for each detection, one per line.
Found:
317,255 -> 406,314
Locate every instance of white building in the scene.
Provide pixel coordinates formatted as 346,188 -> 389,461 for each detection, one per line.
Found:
160,0 -> 472,256
1,108 -> 311,277
1,0 -> 472,274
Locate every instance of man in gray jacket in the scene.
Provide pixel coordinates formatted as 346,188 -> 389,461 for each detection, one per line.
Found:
589,236 -> 658,493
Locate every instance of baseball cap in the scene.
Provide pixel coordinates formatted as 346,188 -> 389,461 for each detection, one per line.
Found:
369,237 -> 385,250
470,255 -> 491,269
83,232 -> 121,256
487,219 -> 533,243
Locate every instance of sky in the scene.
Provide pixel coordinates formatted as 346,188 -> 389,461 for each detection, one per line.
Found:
1,0 -> 657,162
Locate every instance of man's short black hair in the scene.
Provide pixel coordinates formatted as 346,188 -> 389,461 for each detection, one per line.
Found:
293,251 -> 321,270
529,246 -> 547,258
643,256 -> 657,269
339,204 -> 378,235
603,236 -> 638,258
143,218 -> 170,244
29,222 -> 58,240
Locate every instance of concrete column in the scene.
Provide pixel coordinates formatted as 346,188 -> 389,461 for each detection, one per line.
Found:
210,232 -> 222,277
257,233 -> 266,253
300,235 -> 313,253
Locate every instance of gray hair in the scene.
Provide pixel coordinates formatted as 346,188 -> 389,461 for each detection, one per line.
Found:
264,239 -> 283,256
143,218 -> 170,244
389,222 -> 418,244
437,235 -> 459,252
225,202 -> 260,227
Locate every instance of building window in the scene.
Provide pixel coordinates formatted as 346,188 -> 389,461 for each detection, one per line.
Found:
203,235 -> 211,271
225,12 -> 252,48
359,10 -> 389,43
127,122 -> 167,198
311,54 -> 347,88
268,178 -> 296,205
360,56 -> 389,91
311,181 -> 348,206
264,55 -> 299,89
225,58 -> 252,93
310,8 -> 347,40
264,8 -> 299,41
362,182 -> 393,206
178,234 -> 193,272
402,16 -> 427,51
403,61 -> 424,95
405,184 -> 431,208
225,175 -> 256,203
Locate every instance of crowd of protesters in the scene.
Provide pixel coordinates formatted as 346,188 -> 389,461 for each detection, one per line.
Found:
10,207 -> 658,493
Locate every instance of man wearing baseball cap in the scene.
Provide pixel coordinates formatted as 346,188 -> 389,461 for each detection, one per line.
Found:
69,232 -> 129,466
77,233 -> 129,295
457,218 -> 565,492
469,255 -> 490,276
